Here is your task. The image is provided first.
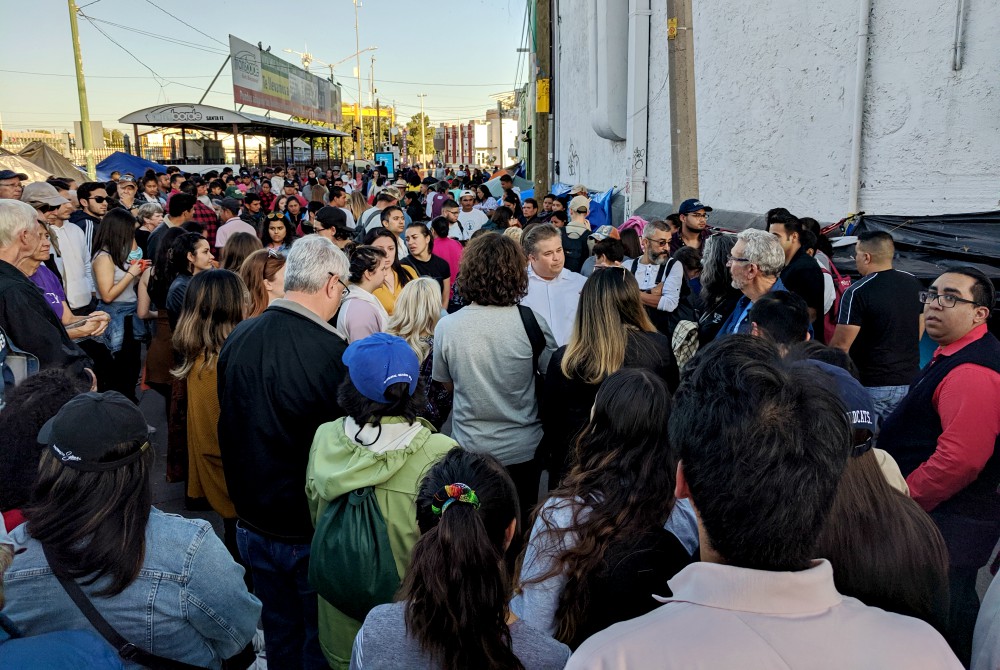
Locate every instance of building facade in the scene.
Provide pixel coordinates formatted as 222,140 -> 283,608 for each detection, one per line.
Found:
549,0 -> 1000,221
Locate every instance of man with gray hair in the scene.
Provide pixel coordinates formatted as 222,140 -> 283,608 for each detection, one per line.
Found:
0,200 -> 92,390
628,219 -> 688,336
217,235 -> 350,668
716,227 -> 788,337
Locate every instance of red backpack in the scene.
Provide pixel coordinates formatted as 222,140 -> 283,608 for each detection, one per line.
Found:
821,257 -> 852,343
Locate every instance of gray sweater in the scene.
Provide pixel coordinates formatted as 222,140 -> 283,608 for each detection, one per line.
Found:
350,601 -> 570,670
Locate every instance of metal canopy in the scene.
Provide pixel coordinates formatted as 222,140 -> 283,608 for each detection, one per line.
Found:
119,103 -> 347,139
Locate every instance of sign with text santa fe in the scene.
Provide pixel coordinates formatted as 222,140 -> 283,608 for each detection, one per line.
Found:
229,35 -> 342,125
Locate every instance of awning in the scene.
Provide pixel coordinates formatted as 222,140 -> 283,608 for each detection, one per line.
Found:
119,103 -> 348,139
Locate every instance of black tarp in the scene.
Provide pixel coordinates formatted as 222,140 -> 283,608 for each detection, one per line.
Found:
832,210 -> 1000,281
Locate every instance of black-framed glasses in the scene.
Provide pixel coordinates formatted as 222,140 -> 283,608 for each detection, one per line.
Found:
919,290 -> 983,309
329,273 -> 349,298
727,255 -> 751,264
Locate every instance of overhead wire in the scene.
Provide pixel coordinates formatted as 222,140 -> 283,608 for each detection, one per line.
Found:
140,0 -> 228,46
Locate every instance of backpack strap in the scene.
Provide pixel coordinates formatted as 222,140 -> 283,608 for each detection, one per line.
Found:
629,257 -> 640,274
517,305 -> 546,374
42,545 -> 205,670
657,258 -> 674,284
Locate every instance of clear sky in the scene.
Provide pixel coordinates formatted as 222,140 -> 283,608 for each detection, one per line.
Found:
0,0 -> 530,134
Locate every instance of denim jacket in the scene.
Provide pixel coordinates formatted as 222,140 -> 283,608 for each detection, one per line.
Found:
3,508 -> 261,670
97,299 -> 138,354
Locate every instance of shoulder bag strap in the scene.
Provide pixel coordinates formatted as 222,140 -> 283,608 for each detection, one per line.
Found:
42,545 -> 205,670
630,257 -> 639,274
517,305 -> 546,373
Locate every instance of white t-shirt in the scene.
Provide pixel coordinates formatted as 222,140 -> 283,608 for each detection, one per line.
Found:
454,208 -> 489,240
50,222 -> 94,309
339,207 -> 357,230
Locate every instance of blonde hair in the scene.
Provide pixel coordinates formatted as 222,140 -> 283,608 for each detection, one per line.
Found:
561,269 -> 655,384
348,191 -> 368,221
502,226 -> 523,244
387,277 -> 442,361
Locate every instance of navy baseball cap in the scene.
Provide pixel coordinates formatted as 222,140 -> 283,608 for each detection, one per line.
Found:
343,333 -> 419,402
678,198 -> 713,215
795,359 -> 876,455
38,391 -> 150,471
0,170 -> 28,181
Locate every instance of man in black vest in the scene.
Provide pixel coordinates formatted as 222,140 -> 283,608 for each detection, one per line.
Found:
880,266 -> 1000,664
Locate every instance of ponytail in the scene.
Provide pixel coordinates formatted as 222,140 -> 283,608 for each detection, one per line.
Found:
401,449 -> 523,670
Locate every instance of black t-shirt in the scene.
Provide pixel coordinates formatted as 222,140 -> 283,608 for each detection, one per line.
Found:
401,253 -> 451,290
780,247 -> 825,326
837,268 -> 923,386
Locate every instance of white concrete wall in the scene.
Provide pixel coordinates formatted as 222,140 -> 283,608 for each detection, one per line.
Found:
553,0 -> 1000,218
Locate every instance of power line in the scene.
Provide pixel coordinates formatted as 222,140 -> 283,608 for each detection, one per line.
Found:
140,0 -> 227,46
80,15 -> 168,87
81,15 -> 229,56
0,68 -> 226,80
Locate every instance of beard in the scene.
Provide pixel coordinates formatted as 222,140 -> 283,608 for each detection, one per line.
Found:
647,248 -> 669,265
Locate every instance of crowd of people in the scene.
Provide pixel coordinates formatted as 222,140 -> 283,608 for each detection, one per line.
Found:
0,161 -> 998,670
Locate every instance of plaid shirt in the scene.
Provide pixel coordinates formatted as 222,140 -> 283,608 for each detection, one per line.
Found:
259,191 -> 277,212
191,201 -> 220,248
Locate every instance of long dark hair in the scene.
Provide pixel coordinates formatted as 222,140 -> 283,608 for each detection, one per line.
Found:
221,232 -> 262,272
700,233 -> 737,304
0,369 -> 91,513
402,447 -> 524,670
168,232 -> 206,277
92,208 -> 138,267
25,440 -> 153,597
815,451 -> 950,631
517,368 -> 676,645
363,227 -> 411,288
147,226 -> 187,308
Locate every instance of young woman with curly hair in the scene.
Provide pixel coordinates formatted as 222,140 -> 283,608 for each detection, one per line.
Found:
432,232 -> 557,520
513,368 -> 698,649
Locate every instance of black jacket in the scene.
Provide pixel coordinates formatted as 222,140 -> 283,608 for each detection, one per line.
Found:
217,300 -> 348,542
0,260 -> 91,382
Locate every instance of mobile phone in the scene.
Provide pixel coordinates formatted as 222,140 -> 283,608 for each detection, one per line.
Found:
65,318 -> 90,329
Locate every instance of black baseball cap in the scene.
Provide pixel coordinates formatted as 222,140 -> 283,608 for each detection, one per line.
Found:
315,206 -> 347,229
37,391 -> 150,472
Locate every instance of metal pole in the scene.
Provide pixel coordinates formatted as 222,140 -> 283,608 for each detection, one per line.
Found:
376,99 -> 381,151
232,124 -> 241,166
132,124 -> 140,157
418,94 -> 427,166
497,100 -> 504,170
67,0 -> 95,179
198,55 -> 231,105
354,0 -> 365,159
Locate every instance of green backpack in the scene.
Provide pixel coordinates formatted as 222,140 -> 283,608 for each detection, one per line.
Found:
308,487 -> 401,622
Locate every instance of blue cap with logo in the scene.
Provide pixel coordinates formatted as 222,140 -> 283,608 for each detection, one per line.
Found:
678,198 -> 713,215
794,359 -> 876,455
343,333 -> 420,402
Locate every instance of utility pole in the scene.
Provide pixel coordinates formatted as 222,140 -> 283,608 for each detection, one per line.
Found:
497,100 -> 504,170
533,0 -> 552,195
67,0 -> 96,179
417,94 -> 427,166
667,0 -> 699,203
353,0 -> 365,160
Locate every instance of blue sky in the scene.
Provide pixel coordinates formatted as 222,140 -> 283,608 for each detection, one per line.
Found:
0,0 -> 529,134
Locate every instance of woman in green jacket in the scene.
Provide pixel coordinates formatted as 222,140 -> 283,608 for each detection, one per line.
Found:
305,332 -> 456,669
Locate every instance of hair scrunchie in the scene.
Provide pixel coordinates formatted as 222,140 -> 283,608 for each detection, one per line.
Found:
431,483 -> 481,517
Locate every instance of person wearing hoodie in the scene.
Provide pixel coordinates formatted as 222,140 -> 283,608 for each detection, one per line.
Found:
337,245 -> 390,343
305,332 -> 456,668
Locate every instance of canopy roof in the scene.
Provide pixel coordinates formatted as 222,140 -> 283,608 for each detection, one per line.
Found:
119,104 -> 348,139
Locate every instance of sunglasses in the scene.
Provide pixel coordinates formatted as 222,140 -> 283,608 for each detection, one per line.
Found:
89,195 -> 109,204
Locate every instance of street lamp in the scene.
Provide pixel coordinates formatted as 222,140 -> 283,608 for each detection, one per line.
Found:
283,46 -> 314,71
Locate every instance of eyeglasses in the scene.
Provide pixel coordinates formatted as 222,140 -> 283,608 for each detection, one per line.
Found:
686,212 -> 710,220
727,256 -> 751,264
644,237 -> 670,248
266,247 -> 283,258
329,273 -> 350,298
919,290 -> 983,309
